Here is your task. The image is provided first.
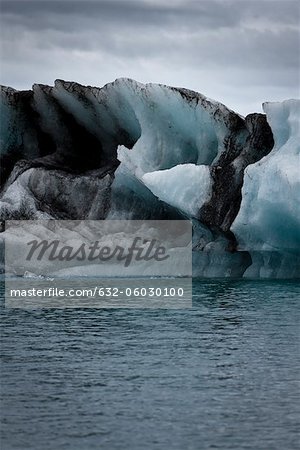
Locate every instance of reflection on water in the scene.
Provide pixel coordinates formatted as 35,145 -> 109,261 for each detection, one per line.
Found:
1,279 -> 299,450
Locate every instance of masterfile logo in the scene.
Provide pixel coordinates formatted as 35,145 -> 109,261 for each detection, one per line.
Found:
4,220 -> 191,277
4,220 -> 192,308
25,237 -> 170,267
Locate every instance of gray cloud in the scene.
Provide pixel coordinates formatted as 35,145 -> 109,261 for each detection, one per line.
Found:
0,0 -> 299,115
2,0 -> 299,30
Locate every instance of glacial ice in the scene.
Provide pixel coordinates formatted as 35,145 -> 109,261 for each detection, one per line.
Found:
232,99 -> 300,278
142,164 -> 212,217
0,78 -> 299,278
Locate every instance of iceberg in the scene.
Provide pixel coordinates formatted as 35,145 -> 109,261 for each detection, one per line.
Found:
0,78 -> 298,278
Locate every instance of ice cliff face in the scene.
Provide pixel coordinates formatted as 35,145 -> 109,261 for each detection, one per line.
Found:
0,78 -> 299,278
232,100 -> 300,278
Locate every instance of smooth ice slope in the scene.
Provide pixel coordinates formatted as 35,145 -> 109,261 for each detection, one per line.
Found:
142,164 -> 212,217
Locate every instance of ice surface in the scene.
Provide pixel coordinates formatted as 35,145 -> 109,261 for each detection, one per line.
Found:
232,99 -> 300,277
113,80 -> 241,177
142,164 -> 212,217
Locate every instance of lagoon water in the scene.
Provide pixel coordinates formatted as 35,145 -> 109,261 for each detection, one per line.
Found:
1,279 -> 299,450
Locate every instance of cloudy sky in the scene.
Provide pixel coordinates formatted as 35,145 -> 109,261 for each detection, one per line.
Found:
0,0 -> 299,115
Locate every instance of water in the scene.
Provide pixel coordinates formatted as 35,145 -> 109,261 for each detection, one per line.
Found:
1,279 -> 299,450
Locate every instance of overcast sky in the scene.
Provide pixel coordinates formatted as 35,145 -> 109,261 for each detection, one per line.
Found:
0,0 -> 299,115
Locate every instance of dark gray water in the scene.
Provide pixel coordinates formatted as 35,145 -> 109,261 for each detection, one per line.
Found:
1,279 -> 299,450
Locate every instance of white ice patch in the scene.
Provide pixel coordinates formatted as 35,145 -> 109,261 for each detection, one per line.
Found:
142,164 -> 212,217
